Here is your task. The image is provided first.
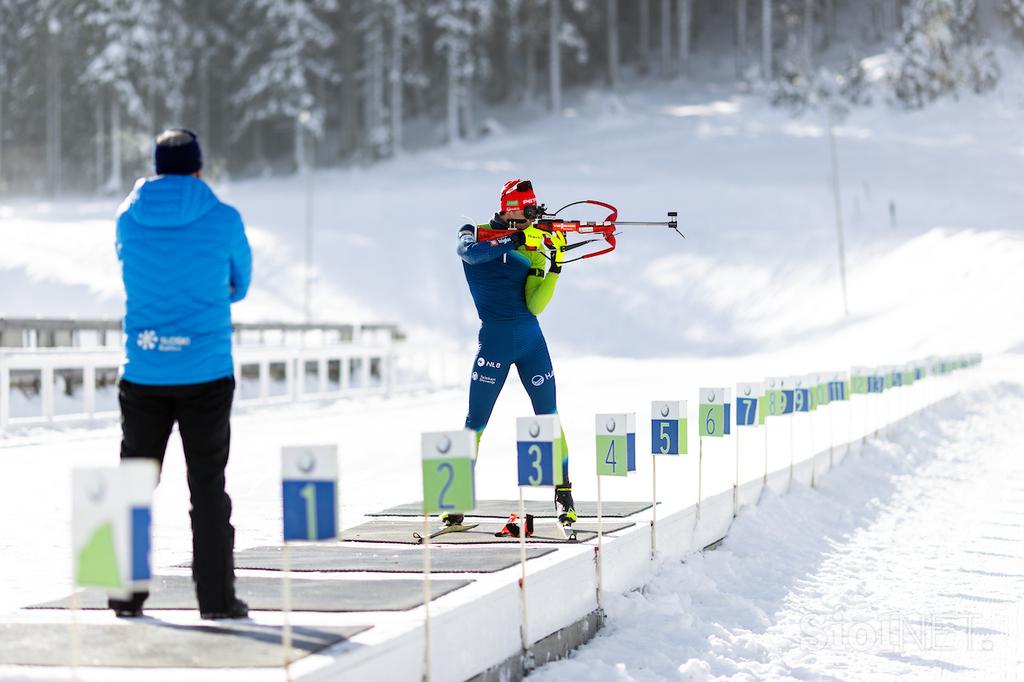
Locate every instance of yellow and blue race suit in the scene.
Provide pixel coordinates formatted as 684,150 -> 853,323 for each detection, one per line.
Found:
457,215 -> 570,481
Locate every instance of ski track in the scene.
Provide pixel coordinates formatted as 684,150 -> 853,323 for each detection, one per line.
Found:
530,381 -> 1024,682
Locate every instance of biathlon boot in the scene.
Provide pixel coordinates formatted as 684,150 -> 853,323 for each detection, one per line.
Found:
555,484 -> 577,526
440,512 -> 465,527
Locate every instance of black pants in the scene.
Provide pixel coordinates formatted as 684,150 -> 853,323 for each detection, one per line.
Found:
108,376 -> 238,614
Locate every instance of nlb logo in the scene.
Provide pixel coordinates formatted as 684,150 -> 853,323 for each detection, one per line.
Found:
478,357 -> 501,369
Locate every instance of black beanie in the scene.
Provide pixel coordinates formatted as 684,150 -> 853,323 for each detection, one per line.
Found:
154,129 -> 202,176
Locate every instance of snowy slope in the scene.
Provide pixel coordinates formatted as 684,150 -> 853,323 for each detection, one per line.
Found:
2,65 -> 1024,359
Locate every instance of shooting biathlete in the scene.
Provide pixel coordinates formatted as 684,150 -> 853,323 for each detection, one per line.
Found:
447,179 -> 576,534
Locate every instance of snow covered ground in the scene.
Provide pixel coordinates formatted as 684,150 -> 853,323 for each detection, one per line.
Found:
532,363 -> 1024,681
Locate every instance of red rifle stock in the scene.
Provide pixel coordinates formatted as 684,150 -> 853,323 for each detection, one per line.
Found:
475,200 -> 621,263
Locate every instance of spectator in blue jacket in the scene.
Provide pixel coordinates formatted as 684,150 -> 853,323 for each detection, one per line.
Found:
111,129 -> 252,620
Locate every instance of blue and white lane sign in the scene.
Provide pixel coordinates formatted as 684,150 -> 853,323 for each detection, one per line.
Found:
282,445 -> 339,542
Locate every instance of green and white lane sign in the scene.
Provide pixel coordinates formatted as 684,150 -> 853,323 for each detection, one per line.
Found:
699,388 -> 726,437
762,376 -> 787,421
596,413 -> 629,476
421,430 -> 477,514
651,400 -> 687,455
72,460 -> 158,596
851,367 -> 869,395
517,415 -> 564,487
811,372 -> 830,410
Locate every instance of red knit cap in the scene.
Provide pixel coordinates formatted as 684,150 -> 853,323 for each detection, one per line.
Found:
500,179 -> 537,214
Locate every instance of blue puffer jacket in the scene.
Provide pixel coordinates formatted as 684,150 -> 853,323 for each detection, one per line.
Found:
116,175 -> 252,385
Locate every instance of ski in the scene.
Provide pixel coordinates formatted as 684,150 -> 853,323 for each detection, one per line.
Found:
413,523 -> 479,543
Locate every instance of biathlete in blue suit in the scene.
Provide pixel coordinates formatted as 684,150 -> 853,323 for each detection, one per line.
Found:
452,179 -> 576,528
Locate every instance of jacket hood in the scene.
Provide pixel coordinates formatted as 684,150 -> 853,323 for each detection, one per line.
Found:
122,175 -> 219,227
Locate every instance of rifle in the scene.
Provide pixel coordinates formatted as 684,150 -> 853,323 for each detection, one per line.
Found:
475,200 -> 683,264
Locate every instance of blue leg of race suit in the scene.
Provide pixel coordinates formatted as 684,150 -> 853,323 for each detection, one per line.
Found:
464,319 -> 569,482
513,322 -> 569,482
464,323 -> 514,433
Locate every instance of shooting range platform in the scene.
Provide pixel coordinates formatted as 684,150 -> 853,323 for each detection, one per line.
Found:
369,499 -> 652,518
30,574 -> 471,613
0,621 -> 369,668
226,544 -> 559,573
341,519 -> 635,544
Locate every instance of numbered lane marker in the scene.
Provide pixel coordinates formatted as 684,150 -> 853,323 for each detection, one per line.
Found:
829,371 -> 849,401
626,412 -> 637,472
851,367 -> 869,395
595,413 -> 629,477
736,383 -> 762,427
651,400 -> 688,455
421,430 -> 477,514
516,415 -> 563,487
699,388 -> 726,438
791,376 -> 810,413
762,377 -> 782,422
72,462 -> 156,596
282,445 -> 339,542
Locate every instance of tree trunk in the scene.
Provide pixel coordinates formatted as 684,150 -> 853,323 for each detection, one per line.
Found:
0,16 -> 5,193
823,0 -> 835,48
46,19 -> 61,196
446,42 -> 459,143
761,0 -> 772,80
198,0 -> 211,158
660,0 -> 671,77
462,67 -> 474,140
363,17 -> 385,157
639,0 -> 651,74
294,116 -> 306,174
107,91 -> 122,192
803,0 -> 813,75
889,0 -> 901,34
505,0 -> 521,101
736,0 -> 747,78
95,96 -> 104,193
549,0 -> 562,113
338,7 -> 359,158
390,1 -> 403,156
607,0 -> 620,87
524,3 -> 537,107
678,0 -> 691,77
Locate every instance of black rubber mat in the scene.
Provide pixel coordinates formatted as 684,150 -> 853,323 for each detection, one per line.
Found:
29,574 -> 470,612
220,544 -> 558,573
369,499 -> 652,518
341,520 -> 635,545
0,621 -> 369,668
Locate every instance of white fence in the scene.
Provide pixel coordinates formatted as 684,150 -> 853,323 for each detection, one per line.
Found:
0,342 -> 459,432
